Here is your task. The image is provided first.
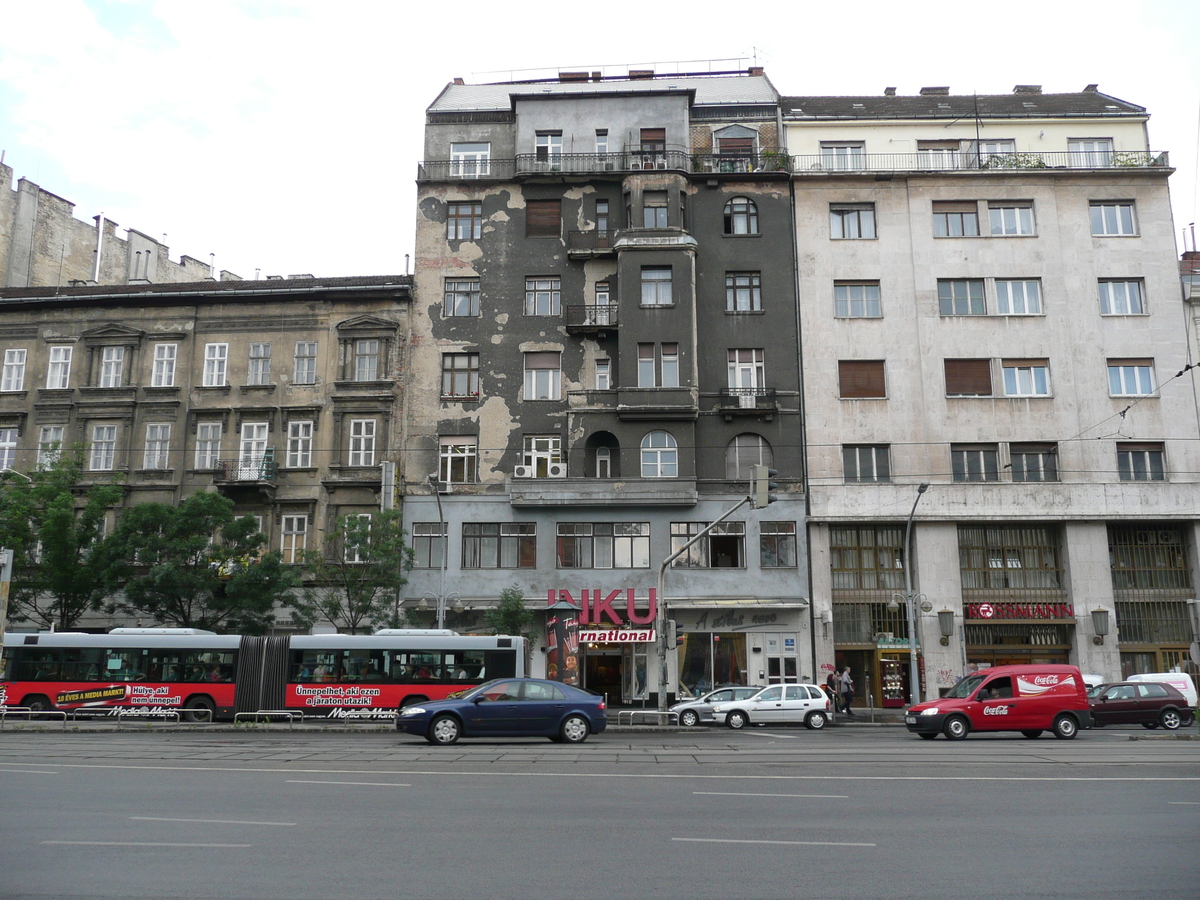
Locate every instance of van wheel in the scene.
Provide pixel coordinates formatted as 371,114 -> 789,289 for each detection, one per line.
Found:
727,710 -> 749,730
943,715 -> 970,741
1021,730 -> 1043,739
1160,710 -> 1182,731
805,711 -> 827,731
1052,714 -> 1078,740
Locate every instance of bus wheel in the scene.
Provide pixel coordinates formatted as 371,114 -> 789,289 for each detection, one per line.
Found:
183,696 -> 215,723
22,695 -> 52,718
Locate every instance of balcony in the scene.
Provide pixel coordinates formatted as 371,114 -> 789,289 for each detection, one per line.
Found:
213,453 -> 277,499
564,304 -> 619,335
717,388 -> 778,420
617,387 -> 698,421
790,149 -> 1170,175
567,230 -> 615,258
419,149 -> 784,182
508,476 -> 698,508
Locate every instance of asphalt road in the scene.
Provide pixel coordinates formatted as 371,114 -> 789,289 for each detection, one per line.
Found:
0,725 -> 1196,900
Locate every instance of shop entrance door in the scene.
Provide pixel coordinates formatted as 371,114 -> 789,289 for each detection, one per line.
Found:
622,645 -> 648,704
765,633 -> 800,685
583,649 -> 623,707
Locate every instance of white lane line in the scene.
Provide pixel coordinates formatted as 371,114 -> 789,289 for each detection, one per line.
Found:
694,791 -> 848,799
130,816 -> 295,826
674,837 -> 875,848
0,769 -> 57,775
287,779 -> 410,787
743,732 -> 799,739
41,841 -> 250,848
1167,801 -> 1200,805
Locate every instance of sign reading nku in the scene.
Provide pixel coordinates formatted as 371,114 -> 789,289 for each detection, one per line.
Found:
548,589 -> 658,643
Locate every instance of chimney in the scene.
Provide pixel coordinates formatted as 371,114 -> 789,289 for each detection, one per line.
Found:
1083,83 -> 1099,92
559,71 -> 589,83
748,66 -> 764,76
884,86 -> 896,96
629,69 -> 654,80
919,86 -> 950,95
453,77 -> 464,85
1013,84 -> 1042,94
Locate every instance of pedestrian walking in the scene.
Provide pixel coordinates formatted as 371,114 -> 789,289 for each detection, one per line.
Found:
840,665 -> 855,717
825,669 -> 842,713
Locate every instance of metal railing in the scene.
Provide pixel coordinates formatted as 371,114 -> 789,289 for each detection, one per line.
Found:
617,709 -> 680,726
213,454 -> 277,484
234,709 -> 303,728
566,230 -> 614,253
719,387 -> 777,410
0,707 -> 68,729
790,150 -> 1169,174
564,304 -> 619,328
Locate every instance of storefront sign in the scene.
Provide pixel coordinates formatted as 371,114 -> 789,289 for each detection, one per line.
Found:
966,603 -> 1074,620
876,637 -> 911,649
547,589 -> 657,627
577,629 -> 656,644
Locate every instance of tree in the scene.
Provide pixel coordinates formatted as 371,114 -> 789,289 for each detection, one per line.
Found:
292,508 -> 414,633
485,584 -> 533,638
0,451 -> 125,631
105,491 -> 298,632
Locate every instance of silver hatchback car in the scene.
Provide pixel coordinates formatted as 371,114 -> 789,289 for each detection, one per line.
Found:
670,686 -> 761,727
712,683 -> 832,730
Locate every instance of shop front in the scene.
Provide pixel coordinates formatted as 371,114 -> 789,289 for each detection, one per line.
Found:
672,603 -> 807,700
963,601 -> 1075,670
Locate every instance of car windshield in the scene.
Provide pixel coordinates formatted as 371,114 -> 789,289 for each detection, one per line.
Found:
1087,684 -> 1108,699
462,679 -> 503,700
944,673 -> 986,699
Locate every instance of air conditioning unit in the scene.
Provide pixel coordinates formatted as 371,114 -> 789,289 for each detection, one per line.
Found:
513,465 -> 534,479
547,463 -> 567,478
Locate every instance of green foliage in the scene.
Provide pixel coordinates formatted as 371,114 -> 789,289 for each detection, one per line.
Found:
983,153 -> 1047,169
291,508 -> 414,633
484,584 -> 533,638
0,450 -> 124,631
105,491 -> 298,632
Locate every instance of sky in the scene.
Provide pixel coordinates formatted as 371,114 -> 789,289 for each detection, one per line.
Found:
1,1 -> 1198,279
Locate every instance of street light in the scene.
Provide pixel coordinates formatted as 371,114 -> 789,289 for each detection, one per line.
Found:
888,482 -> 929,705
425,473 -> 455,630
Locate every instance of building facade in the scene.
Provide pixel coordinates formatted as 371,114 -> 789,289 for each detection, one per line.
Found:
789,85 -> 1200,704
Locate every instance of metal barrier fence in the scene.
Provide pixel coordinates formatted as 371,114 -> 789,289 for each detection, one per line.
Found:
0,707 -> 68,729
617,710 -> 680,726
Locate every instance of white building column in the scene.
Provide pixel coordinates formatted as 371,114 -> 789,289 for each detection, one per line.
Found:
1063,522 -> 1119,681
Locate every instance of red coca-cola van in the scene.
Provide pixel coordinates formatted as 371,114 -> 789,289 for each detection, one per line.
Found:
905,664 -> 1092,740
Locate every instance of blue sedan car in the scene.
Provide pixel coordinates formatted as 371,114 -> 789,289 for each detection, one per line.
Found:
396,677 -> 607,745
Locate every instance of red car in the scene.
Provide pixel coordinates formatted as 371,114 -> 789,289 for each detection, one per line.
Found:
1088,681 -> 1193,730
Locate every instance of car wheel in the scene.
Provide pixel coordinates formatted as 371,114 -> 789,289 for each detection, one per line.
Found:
680,709 -> 700,727
727,710 -> 749,730
1143,722 -> 1158,730
428,714 -> 460,745
1052,714 -> 1078,740
943,715 -> 970,741
918,733 -> 938,740
183,696 -> 215,723
805,711 -> 827,731
1021,730 -> 1043,739
1160,709 -> 1182,731
560,715 -> 590,744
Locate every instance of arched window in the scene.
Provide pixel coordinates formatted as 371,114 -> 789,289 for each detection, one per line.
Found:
725,434 -> 773,481
724,197 -> 758,235
596,447 -> 611,478
640,431 -> 678,478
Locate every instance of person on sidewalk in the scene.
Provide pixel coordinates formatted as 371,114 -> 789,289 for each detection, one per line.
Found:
825,669 -> 842,713
840,666 -> 855,717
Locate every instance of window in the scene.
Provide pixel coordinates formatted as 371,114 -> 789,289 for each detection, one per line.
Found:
353,340 -> 380,381
1099,280 -> 1145,315
447,201 -> 482,240
439,436 -> 477,484
829,203 -> 875,240
412,523 -> 447,569
595,199 -> 609,234
240,423 -> 268,465
535,131 -> 562,165
525,277 -> 561,316
1108,360 -> 1156,396
595,446 -> 612,478
995,280 -> 1042,315
286,420 -> 313,468
526,199 -> 562,238
843,445 -> 890,483
248,343 -> 272,385
638,344 -> 655,388
1117,443 -> 1165,481
1,349 -> 26,392
442,352 -> 480,398
281,514 -> 308,563
1002,360 -> 1050,397
641,267 -> 672,306
959,525 -> 1063,591
723,197 -> 758,235
293,342 -> 317,385
348,419 -> 376,466
143,424 -> 170,469
195,422 -> 221,469
595,130 -> 609,156
671,521 -> 745,568
522,435 -> 562,477
524,352 -> 561,401
726,273 -> 762,312
151,344 -> 176,387
661,343 -> 679,388
989,202 -> 1034,236
728,349 -> 764,392
203,343 -> 228,386
933,201 -> 979,237
1090,201 -> 1136,236
343,513 -> 372,564
638,343 -> 680,389
46,346 -> 72,389
595,358 -> 610,391
641,431 -> 678,478
99,346 -> 124,388
761,522 -> 797,568
938,279 -> 985,315
821,142 -> 865,170
0,427 -> 16,470
557,523 -> 650,569
1010,443 -> 1058,483
90,424 -> 117,471
450,142 -> 490,178
834,282 -> 881,318
944,359 -> 992,397
725,434 -> 773,481
1069,139 -> 1113,167
643,191 -> 668,228
38,425 -> 63,468
462,523 -> 536,569
951,444 -> 999,482
918,140 -> 960,169
444,278 -> 480,317
976,139 -> 1016,162
838,360 -> 885,399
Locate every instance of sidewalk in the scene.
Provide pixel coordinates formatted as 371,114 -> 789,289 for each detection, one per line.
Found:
827,706 -> 907,726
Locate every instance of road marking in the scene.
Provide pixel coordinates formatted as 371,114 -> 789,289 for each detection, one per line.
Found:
0,769 -> 57,775
743,732 -> 799,739
674,837 -> 875,848
41,841 -> 250,848
694,791 -> 848,799
1167,801 -> 1200,805
287,779 -> 410,787
130,816 -> 295,826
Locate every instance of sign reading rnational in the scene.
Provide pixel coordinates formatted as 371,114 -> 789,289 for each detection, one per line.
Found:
548,589 -> 658,643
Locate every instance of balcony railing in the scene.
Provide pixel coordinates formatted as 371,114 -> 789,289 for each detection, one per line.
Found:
564,304 -> 619,331
719,387 -> 777,412
791,150 -> 1169,174
213,454 -> 277,484
567,230 -> 614,254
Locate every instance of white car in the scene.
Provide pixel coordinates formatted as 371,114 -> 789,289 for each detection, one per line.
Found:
712,683 -> 831,731
670,686 -> 761,727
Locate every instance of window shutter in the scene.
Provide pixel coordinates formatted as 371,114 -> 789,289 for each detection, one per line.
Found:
838,361 -> 886,398
526,200 -> 561,237
640,128 -> 666,143
944,359 -> 992,396
932,201 -> 978,213
719,137 -> 754,154
525,352 -> 560,369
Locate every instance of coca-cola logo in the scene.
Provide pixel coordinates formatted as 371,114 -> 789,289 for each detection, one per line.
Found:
978,603 -> 995,619
1033,675 -> 1059,685
983,706 -> 1009,715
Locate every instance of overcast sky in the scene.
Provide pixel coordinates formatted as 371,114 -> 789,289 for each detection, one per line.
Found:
2,1 -> 1197,279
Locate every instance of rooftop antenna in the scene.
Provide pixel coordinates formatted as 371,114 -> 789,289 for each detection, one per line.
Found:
405,254 -> 410,275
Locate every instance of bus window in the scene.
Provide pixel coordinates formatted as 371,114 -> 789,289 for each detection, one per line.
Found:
61,648 -> 103,680
25,651 -> 62,681
104,649 -> 148,682
484,650 -> 518,679
345,650 -> 389,682
394,652 -> 444,682
146,649 -> 184,682
183,650 -> 235,683
446,650 -> 486,682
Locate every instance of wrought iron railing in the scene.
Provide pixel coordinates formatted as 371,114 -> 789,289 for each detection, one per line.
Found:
790,150 -> 1169,174
719,387 -> 777,409
564,304 -> 619,328
214,454 -> 276,484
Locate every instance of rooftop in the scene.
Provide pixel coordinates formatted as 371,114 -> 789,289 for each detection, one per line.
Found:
783,86 -> 1146,120
0,275 -> 412,307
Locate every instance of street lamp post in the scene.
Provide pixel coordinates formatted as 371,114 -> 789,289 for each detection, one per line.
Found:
424,474 -> 457,630
891,482 -> 929,705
